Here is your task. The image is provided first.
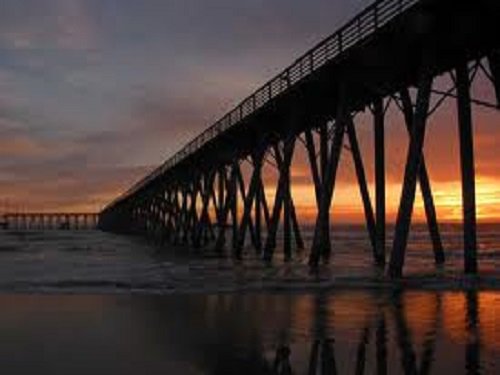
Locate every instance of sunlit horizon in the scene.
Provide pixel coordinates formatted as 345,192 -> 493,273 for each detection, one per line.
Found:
3,175 -> 500,224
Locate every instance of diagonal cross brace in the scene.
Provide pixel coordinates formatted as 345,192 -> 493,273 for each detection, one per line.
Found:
263,137 -> 296,261
400,88 -> 445,265
389,73 -> 433,278
235,148 -> 265,258
309,111 -> 347,267
345,117 -> 378,261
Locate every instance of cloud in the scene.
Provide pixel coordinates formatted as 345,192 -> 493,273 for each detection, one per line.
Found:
52,0 -> 99,51
0,0 -> 498,218
0,164 -> 150,212
0,0 -> 100,52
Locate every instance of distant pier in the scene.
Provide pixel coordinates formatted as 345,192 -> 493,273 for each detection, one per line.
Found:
0,213 -> 99,231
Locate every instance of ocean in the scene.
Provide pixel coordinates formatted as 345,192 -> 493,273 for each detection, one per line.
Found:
0,224 -> 498,374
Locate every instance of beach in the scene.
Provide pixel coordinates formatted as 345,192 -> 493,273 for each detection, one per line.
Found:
0,226 -> 498,374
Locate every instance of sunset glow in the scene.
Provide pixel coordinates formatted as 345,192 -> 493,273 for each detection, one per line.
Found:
283,176 -> 500,224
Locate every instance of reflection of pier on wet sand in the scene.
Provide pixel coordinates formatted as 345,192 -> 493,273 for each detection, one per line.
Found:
308,292 -> 482,375
225,291 -> 489,375
0,213 -> 99,230
0,290 -> 495,374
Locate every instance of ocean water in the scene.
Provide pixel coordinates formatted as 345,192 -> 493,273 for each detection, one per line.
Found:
0,224 -> 497,293
0,225 -> 498,374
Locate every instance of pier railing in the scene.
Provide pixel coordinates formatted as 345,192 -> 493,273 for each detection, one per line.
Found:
106,0 -> 420,210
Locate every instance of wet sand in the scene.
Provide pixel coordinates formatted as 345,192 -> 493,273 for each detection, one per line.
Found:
0,291 -> 498,374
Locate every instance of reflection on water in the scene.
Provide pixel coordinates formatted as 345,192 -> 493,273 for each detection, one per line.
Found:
0,290 -> 497,374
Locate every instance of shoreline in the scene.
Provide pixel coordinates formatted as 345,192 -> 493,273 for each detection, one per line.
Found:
0,273 -> 497,296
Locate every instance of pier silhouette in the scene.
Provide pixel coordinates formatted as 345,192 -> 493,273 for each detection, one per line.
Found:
93,0 -> 500,277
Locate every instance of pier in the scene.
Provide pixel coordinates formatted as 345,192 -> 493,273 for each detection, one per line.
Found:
98,0 -> 500,277
1,213 -> 99,231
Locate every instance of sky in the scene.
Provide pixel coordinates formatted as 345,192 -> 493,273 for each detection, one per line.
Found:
0,0 -> 499,222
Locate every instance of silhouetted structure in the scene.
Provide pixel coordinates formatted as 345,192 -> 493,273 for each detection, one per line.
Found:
301,292 -> 445,375
99,0 -> 500,277
1,213 -> 98,231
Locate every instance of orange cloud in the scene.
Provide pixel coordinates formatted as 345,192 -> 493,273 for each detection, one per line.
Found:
0,136 -> 49,158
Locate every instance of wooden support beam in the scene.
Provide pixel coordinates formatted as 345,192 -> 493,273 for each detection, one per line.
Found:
304,130 -> 322,206
183,184 -> 196,244
151,194 -> 165,241
231,163 -> 240,252
159,196 -> 169,241
252,152 -> 265,252
389,73 -> 433,278
259,179 -> 271,230
182,187 -> 191,242
165,188 -> 175,240
163,191 -> 172,242
216,162 -> 266,254
456,61 -> 478,274
194,183 -> 202,242
319,125 -> 332,256
144,197 -> 153,234
148,199 -> 155,235
282,142 -> 293,261
175,187 -> 182,241
304,129 -> 328,255
214,168 -> 225,230
290,199 -> 305,250
193,180 -> 204,247
263,138 -> 296,261
236,149 -> 265,258
346,117 -> 377,261
173,186 -> 182,244
305,128 -> 333,262
164,192 -> 173,240
170,191 -> 178,241
180,187 -> 189,244
209,184 -> 221,241
206,191 -> 216,242
154,198 -> 162,236
374,98 -> 386,266
400,89 -> 445,264
195,171 -> 216,247
263,143 -> 285,260
235,166 -> 259,252
254,168 -> 263,253
145,199 -> 151,233
215,167 -> 232,251
217,168 -> 225,221
309,111 -> 347,267
320,124 -> 329,180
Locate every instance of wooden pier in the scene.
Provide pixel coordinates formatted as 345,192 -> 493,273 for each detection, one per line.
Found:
0,213 -> 99,231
